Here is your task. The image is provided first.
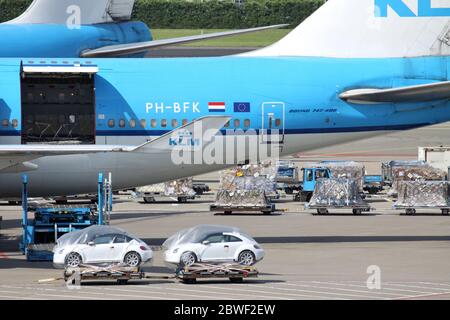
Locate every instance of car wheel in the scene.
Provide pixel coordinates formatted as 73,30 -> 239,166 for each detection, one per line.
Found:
238,250 -> 255,266
65,252 -> 82,268
124,251 -> 141,267
180,251 -> 197,267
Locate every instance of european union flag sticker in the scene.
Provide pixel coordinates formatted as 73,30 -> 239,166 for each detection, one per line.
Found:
234,102 -> 251,112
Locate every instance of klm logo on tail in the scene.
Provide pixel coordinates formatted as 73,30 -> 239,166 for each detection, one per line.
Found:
375,0 -> 450,17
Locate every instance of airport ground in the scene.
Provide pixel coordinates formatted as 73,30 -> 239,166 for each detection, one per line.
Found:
1,171 -> 450,300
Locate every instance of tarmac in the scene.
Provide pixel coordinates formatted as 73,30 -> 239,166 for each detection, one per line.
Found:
1,187 -> 450,300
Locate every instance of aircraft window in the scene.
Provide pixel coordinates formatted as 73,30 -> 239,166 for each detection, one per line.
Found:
151,119 -> 157,128
182,119 -> 188,126
224,120 -> 230,128
275,119 -> 282,127
161,119 -> 167,128
244,119 -> 251,128
108,119 -> 115,128
172,119 -> 178,128
119,119 -> 126,128
2,120 -> 9,128
234,119 -> 240,128
12,119 -> 19,128
129,119 -> 136,128
140,119 -> 147,128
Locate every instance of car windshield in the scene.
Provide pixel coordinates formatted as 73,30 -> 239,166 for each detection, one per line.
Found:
163,225 -> 254,249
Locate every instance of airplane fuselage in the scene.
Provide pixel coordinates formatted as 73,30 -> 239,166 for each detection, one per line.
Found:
0,22 -> 151,58
0,56 -> 449,197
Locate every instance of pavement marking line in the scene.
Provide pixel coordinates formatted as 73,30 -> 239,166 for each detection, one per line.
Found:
147,285 -> 244,300
35,284 -> 175,300
394,291 -> 450,300
299,281 -> 415,296
80,285 -> 214,300
302,281 -> 435,295
0,284 -> 116,300
383,282 -> 450,291
414,282 -> 450,288
285,282 -> 399,298
184,284 -> 293,300
244,284 -> 353,300
88,286 -> 208,300
184,284 -> 326,300
0,290 -> 45,300
0,252 -> 8,259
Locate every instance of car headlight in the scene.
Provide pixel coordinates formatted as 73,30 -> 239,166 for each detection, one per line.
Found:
254,244 -> 262,250
173,248 -> 179,254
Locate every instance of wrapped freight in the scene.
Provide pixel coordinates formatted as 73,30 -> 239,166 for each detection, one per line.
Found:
136,178 -> 196,197
321,161 -> 365,192
394,181 -> 450,208
215,162 -> 277,207
308,178 -> 366,207
389,164 -> 446,196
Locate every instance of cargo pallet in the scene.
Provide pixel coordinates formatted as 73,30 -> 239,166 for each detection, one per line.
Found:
307,204 -> 371,215
64,264 -> 147,285
142,193 -> 196,204
394,206 -> 450,215
176,263 -> 259,284
50,263 -> 258,286
210,203 -> 276,215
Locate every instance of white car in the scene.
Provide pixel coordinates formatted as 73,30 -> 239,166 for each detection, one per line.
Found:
53,225 -> 153,268
164,225 -> 264,267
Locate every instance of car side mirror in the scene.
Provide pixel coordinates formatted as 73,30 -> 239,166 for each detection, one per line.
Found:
88,241 -> 95,246
202,240 -> 210,245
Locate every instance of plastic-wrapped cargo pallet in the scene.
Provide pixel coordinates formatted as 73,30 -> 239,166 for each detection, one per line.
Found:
321,161 -> 365,192
389,163 -> 446,197
215,161 -> 277,207
394,181 -> 450,208
308,178 -> 366,207
136,178 -> 196,197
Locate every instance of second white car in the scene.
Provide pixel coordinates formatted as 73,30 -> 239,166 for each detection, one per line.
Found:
163,225 -> 264,267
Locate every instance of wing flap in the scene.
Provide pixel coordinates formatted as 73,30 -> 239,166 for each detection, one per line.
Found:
81,24 -> 288,57
339,81 -> 450,104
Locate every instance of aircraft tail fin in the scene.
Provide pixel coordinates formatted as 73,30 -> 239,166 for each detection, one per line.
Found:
244,0 -> 450,58
7,0 -> 135,25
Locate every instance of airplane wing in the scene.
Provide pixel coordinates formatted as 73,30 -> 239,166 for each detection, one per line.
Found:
339,81 -> 450,104
0,116 -> 230,172
81,24 -> 289,58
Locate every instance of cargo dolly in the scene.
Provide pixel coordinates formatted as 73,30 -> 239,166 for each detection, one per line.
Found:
393,206 -> 450,215
63,264 -> 148,285
307,203 -> 371,215
176,263 -> 259,284
210,203 -> 276,215
41,263 -> 258,286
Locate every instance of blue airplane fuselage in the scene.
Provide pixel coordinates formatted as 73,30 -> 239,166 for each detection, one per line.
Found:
0,56 -> 448,144
0,55 -> 449,196
0,22 -> 152,58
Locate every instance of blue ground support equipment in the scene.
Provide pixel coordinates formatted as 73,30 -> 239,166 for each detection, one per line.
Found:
20,173 -> 113,261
